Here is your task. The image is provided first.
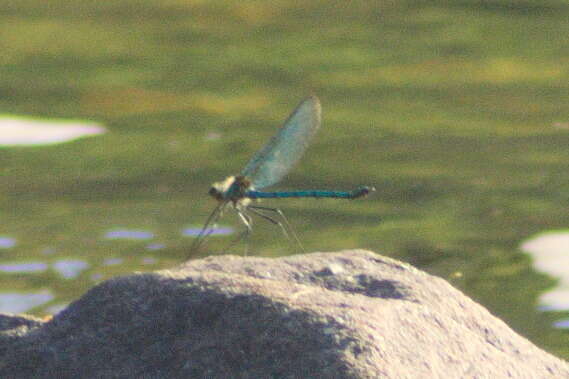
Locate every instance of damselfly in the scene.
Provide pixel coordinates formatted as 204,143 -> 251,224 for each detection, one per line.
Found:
191,95 -> 374,254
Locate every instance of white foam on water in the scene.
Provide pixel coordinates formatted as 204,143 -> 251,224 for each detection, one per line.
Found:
0,291 -> 53,313
0,116 -> 105,146
521,231 -> 569,313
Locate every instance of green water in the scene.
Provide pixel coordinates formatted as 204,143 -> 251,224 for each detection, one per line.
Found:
1,0 -> 568,359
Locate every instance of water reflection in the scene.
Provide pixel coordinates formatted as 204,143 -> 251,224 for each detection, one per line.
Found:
0,237 -> 16,249
45,303 -> 68,315
0,260 -> 91,279
182,226 -> 234,236
0,260 -> 92,280
0,225 -> 232,317
146,243 -> 165,250
521,231 -> 569,327
41,247 -> 57,255
52,260 -> 90,279
103,258 -> 124,266
0,116 -> 105,146
141,257 -> 157,265
104,230 -> 154,240
0,291 -> 53,313
0,262 -> 48,273
554,319 -> 569,329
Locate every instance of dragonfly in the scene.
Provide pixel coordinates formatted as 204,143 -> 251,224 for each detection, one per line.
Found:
190,95 -> 375,254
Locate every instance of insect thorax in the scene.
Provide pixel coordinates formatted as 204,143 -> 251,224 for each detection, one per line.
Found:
209,175 -> 253,205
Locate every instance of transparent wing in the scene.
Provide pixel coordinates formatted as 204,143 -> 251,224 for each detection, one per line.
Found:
241,95 -> 321,189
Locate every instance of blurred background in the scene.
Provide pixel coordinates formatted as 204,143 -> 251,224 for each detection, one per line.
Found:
0,0 -> 568,359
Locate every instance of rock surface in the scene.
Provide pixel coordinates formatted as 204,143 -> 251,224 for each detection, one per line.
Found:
0,250 -> 567,378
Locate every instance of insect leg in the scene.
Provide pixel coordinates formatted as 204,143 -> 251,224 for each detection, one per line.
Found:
248,205 -> 305,253
247,207 -> 296,249
189,201 -> 227,256
223,208 -> 253,255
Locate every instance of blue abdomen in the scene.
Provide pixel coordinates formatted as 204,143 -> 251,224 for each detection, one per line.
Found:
246,186 -> 373,200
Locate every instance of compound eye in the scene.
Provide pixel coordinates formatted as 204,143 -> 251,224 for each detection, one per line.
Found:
208,187 -> 217,196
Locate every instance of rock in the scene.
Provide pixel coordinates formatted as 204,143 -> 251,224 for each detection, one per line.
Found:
0,250 -> 567,378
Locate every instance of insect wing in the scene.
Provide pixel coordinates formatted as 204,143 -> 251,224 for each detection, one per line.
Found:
241,96 -> 321,189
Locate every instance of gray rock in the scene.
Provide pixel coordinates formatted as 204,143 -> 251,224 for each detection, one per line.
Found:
0,250 -> 567,378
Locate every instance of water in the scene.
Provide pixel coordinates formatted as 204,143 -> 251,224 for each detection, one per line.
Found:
104,229 -> 155,240
0,116 -> 104,146
1,0 -> 568,360
0,262 -> 48,274
521,231 -> 569,317
0,292 -> 54,314
0,238 -> 16,249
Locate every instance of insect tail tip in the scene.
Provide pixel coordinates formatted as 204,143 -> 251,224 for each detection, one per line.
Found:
353,186 -> 376,199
